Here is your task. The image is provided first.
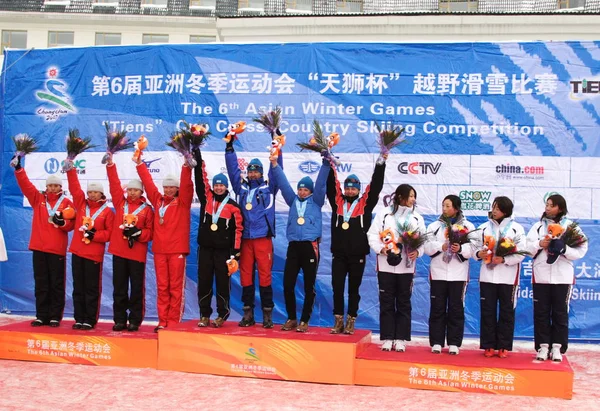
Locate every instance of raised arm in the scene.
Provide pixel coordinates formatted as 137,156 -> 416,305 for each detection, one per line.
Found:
193,149 -> 211,207
268,151 -> 284,196
225,147 -> 242,196
136,163 -> 161,206
313,159 -> 330,207
14,168 -> 42,206
107,163 -> 124,208
364,161 -> 386,213
326,166 -> 339,212
179,164 -> 194,208
66,168 -> 85,206
270,162 -> 295,207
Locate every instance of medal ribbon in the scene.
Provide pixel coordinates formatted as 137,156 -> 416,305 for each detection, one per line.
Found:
46,194 -> 65,217
86,203 -> 108,221
212,195 -> 230,224
343,199 -> 359,223
295,198 -> 308,219
124,202 -> 147,216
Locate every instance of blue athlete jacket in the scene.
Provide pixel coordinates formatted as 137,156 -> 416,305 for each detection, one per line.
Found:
271,160 -> 329,242
226,150 -> 282,239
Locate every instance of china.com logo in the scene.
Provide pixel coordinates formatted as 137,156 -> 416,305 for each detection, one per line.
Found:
36,67 -> 77,122
495,163 -> 544,181
569,78 -> 600,100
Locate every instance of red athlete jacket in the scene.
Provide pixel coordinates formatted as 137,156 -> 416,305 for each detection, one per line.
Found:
67,169 -> 114,263
106,164 -> 154,263
136,163 -> 193,255
15,169 -> 75,256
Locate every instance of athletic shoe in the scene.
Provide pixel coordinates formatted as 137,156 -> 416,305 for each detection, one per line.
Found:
154,325 -> 165,333
81,323 -> 93,331
536,344 -> 549,361
498,349 -> 509,358
484,348 -> 495,357
213,317 -> 225,328
197,317 -> 210,327
393,340 -> 406,352
127,323 -> 139,332
281,319 -> 298,331
72,323 -> 82,330
431,344 -> 442,354
112,323 -> 126,332
551,344 -> 563,362
381,340 -> 393,351
30,319 -> 45,327
449,345 -> 459,355
296,322 -> 309,333
49,320 -> 60,328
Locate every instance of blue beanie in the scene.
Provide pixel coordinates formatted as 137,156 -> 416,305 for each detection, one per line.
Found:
344,174 -> 361,189
297,176 -> 314,192
213,173 -> 229,188
247,158 -> 263,174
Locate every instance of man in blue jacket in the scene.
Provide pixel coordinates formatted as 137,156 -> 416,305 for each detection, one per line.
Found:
270,153 -> 330,333
225,139 -> 282,328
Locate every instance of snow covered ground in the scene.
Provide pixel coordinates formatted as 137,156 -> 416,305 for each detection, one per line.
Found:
0,314 -> 598,410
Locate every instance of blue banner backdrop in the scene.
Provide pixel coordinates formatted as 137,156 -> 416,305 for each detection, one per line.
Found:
1,42 -> 599,340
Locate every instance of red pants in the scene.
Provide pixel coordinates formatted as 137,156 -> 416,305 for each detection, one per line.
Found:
239,238 -> 273,287
154,253 -> 187,327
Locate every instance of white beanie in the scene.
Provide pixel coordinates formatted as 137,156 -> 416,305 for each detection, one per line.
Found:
87,182 -> 104,194
162,174 -> 180,188
46,175 -> 62,186
127,179 -> 143,192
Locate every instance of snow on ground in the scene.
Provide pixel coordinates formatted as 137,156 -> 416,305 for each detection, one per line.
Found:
0,314 -> 598,410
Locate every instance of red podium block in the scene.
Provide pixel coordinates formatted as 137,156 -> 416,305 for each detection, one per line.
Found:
0,320 -> 158,369
355,344 -> 574,399
158,320 -> 371,384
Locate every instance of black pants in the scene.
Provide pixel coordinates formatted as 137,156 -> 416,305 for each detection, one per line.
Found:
429,280 -> 467,347
72,254 -> 102,326
533,283 -> 571,354
378,272 -> 413,341
331,253 -> 366,317
112,255 -> 146,326
198,246 -> 231,319
480,282 -> 517,350
32,251 -> 66,322
241,285 -> 274,311
283,241 -> 319,323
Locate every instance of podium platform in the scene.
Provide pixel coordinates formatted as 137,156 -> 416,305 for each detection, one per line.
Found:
0,320 -> 158,369
157,320 -> 371,384
355,343 -> 574,399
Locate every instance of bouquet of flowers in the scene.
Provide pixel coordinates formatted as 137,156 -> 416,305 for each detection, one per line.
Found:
397,223 -> 429,268
375,122 -> 406,165
64,129 -> 97,171
296,120 -> 340,166
10,134 -> 38,168
101,122 -> 134,164
166,122 -> 211,167
490,236 -> 531,268
562,222 -> 587,248
253,105 -> 282,137
440,216 -> 479,263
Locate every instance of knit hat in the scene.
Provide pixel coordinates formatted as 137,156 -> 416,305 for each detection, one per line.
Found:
127,179 -> 143,192
213,173 -> 229,188
162,174 -> 180,188
46,175 -> 62,186
247,158 -> 263,174
87,182 -> 104,194
344,174 -> 361,189
297,176 -> 314,192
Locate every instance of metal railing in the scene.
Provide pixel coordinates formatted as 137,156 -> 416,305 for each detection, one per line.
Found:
0,0 -> 597,17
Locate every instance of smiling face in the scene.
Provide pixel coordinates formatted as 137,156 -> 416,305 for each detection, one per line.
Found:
344,187 -> 359,198
163,186 -> 178,197
46,184 -> 61,194
297,187 -> 311,199
127,188 -> 143,201
213,184 -> 227,195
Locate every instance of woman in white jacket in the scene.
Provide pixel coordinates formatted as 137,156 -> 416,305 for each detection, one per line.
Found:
526,194 -> 588,362
424,195 -> 475,356
474,196 -> 526,359
367,184 -> 426,353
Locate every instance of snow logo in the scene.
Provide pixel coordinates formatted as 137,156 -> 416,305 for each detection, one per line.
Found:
36,67 -> 77,122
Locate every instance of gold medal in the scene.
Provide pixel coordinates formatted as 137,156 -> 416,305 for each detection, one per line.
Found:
159,218 -> 164,225
245,203 -> 253,211
342,222 -> 350,230
210,223 -> 218,231
297,217 -> 305,225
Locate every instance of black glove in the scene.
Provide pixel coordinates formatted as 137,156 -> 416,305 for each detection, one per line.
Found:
225,137 -> 234,153
52,212 -> 65,227
124,226 -> 142,239
232,248 -> 241,261
11,155 -> 22,170
85,228 -> 96,241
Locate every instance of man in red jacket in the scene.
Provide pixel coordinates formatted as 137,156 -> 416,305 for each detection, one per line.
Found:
12,156 -> 75,327
106,156 -> 154,332
136,160 -> 193,333
66,165 -> 114,330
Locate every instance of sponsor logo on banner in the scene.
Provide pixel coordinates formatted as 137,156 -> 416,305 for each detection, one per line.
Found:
459,190 -> 492,211
44,158 -> 86,175
142,158 -> 161,173
569,78 -> 600,100
44,158 -> 61,174
238,158 -> 248,177
383,191 -> 396,207
245,347 -> 259,361
495,163 -> 544,181
298,161 -> 353,174
35,67 -> 76,122
398,162 -> 441,175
